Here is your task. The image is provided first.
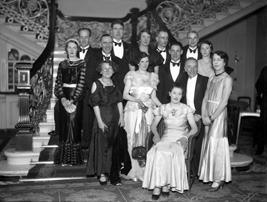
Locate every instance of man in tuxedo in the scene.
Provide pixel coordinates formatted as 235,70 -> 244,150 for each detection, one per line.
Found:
182,31 -> 202,62
78,28 -> 96,149
158,41 -> 188,104
155,29 -> 170,64
110,20 -> 130,93
184,57 -> 208,175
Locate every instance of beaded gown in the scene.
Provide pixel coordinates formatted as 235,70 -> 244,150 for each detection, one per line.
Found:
86,80 -> 123,177
123,71 -> 159,181
142,103 -> 193,193
54,59 -> 86,165
198,74 -> 232,183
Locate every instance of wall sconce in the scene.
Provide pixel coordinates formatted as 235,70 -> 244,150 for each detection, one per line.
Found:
234,52 -> 241,63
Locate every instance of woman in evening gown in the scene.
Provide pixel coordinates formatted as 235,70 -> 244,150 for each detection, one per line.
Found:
123,52 -> 162,181
198,50 -> 233,191
142,84 -> 198,200
128,29 -> 163,74
86,61 -> 124,185
54,38 -> 86,166
198,40 -> 215,78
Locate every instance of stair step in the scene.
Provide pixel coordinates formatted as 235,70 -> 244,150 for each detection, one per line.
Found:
33,136 -> 50,148
0,161 -> 34,177
203,19 -> 217,27
30,161 -> 54,165
39,122 -> 55,134
4,148 -> 43,165
41,145 -> 58,148
215,13 -> 229,20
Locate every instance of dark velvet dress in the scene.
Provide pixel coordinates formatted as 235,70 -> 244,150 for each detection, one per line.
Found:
128,45 -> 164,73
86,80 -> 124,178
53,59 -> 86,166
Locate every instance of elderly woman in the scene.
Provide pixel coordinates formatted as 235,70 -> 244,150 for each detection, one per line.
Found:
86,61 -> 124,185
54,38 -> 86,166
198,50 -> 233,191
123,52 -> 162,181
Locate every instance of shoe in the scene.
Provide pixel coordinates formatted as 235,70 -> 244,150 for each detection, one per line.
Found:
208,182 -> 224,192
162,191 -> 169,197
161,191 -> 170,198
99,175 -> 107,185
152,194 -> 160,200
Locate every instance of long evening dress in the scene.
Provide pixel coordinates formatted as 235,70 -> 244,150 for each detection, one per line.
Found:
198,74 -> 232,183
124,71 -> 159,181
86,80 -> 123,177
54,59 -> 86,165
142,103 -> 193,193
198,59 -> 215,78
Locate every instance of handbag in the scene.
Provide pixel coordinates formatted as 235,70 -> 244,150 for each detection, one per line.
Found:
132,146 -> 146,160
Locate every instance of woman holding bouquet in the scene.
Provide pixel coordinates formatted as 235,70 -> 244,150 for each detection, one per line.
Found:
123,52 -> 162,181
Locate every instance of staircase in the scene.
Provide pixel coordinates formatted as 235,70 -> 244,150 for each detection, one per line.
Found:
0,0 -> 266,178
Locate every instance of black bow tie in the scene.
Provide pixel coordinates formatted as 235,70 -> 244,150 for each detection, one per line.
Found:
189,48 -> 197,54
171,61 -> 180,67
103,56 -> 111,61
114,42 -> 122,47
80,47 -> 88,53
157,48 -> 166,53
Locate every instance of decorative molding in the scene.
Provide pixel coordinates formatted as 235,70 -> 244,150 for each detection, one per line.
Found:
0,0 -> 49,38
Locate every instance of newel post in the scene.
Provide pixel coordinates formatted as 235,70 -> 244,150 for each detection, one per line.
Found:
15,62 -> 34,151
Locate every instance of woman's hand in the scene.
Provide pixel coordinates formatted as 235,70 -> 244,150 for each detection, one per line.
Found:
202,116 -> 212,125
153,134 -> 160,144
176,137 -> 188,152
118,116 -> 124,127
98,120 -> 108,133
61,97 -> 70,107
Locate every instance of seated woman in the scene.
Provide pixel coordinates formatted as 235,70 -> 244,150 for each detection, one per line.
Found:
86,61 -> 124,185
123,52 -> 162,181
142,84 -> 198,200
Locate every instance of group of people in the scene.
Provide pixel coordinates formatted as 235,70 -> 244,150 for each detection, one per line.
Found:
53,20 -> 234,200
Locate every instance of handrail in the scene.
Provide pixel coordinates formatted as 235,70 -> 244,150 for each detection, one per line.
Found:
30,0 -> 57,78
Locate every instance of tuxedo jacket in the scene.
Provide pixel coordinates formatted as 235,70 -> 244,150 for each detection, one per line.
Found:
157,57 -> 188,104
112,41 -> 131,93
154,46 -> 171,64
184,74 -> 208,115
182,45 -> 202,62
85,48 -> 122,93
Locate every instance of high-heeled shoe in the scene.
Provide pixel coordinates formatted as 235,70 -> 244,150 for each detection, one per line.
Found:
161,191 -> 169,197
151,194 -> 160,200
208,181 -> 224,192
99,175 -> 107,185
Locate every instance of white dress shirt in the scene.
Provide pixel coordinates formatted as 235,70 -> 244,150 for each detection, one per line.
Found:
113,40 -> 124,59
186,75 -> 198,110
170,60 -> 180,81
157,48 -> 167,64
79,45 -> 89,60
186,47 -> 198,60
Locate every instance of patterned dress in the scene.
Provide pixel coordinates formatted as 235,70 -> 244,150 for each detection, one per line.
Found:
123,71 -> 159,181
198,74 -> 232,183
142,103 -> 194,193
54,59 -> 86,165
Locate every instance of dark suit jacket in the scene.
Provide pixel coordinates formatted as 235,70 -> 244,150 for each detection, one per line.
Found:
154,46 -> 171,65
184,74 -> 208,115
112,41 -> 131,93
182,45 -> 202,63
157,58 -> 188,104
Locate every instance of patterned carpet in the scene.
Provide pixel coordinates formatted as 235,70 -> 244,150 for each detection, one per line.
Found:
0,174 -> 266,202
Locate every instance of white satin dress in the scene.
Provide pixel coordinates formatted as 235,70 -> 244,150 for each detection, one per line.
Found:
142,103 -> 194,193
